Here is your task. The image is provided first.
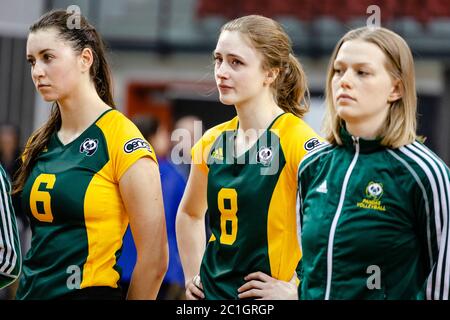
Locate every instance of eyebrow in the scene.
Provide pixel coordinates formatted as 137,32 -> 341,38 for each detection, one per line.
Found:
334,60 -> 373,68
26,48 -> 53,58
213,51 -> 245,60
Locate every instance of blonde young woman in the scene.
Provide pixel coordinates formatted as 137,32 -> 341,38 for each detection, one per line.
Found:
298,26 -> 450,300
244,27 -> 450,300
176,15 -> 321,300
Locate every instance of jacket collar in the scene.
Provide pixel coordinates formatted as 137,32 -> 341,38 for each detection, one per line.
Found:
340,126 -> 384,153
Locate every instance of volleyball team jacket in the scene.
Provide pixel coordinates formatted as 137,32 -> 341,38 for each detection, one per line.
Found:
298,127 -> 450,300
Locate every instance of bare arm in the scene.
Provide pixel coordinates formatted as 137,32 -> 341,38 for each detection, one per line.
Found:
175,163 -> 208,299
119,157 -> 168,300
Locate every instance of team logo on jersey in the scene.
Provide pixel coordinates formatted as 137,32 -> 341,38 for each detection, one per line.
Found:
304,138 -> 321,151
357,181 -> 386,212
366,182 -> 383,200
79,138 -> 98,156
256,147 -> 273,166
124,138 -> 152,154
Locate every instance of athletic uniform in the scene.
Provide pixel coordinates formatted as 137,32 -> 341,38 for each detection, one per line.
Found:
16,109 -> 156,300
298,127 -> 450,299
192,113 -> 321,299
0,165 -> 21,289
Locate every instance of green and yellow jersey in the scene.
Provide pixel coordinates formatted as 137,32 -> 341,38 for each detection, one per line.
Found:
16,109 -> 156,300
0,165 -> 21,289
192,113 -> 321,299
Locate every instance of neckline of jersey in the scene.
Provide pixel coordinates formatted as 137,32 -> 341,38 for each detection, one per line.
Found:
340,125 -> 384,153
54,108 -> 114,148
232,112 -> 286,160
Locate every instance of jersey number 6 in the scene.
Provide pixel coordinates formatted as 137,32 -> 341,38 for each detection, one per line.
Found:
30,173 -> 56,223
218,188 -> 238,245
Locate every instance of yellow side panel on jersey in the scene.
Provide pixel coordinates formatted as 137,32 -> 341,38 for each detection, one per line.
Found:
81,168 -> 126,288
267,114 -> 322,280
80,110 -> 156,288
191,117 -> 238,174
267,168 -> 300,281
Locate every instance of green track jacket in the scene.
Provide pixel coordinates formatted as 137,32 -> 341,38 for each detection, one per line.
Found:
298,128 -> 450,300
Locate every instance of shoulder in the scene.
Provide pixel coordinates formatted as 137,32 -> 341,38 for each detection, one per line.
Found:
95,109 -> 145,147
198,117 -> 238,146
95,109 -> 138,135
193,117 -> 238,154
272,113 -> 320,139
94,109 -> 156,161
271,113 -> 323,152
271,113 -> 325,150
298,142 -> 335,176
387,141 -> 449,190
191,117 -> 238,171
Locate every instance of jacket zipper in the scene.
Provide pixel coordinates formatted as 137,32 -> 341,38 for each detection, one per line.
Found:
324,136 -> 360,299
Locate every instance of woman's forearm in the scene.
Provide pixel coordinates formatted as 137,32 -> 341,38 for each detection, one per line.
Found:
126,253 -> 168,299
176,211 -> 206,284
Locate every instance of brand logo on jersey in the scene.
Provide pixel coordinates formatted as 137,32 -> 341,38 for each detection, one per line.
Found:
79,138 -> 98,156
316,180 -> 328,193
211,148 -> 224,161
357,181 -> 386,212
124,138 -> 152,154
256,147 -> 273,166
304,138 -> 321,151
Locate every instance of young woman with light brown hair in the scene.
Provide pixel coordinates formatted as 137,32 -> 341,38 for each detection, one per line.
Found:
176,15 -> 321,300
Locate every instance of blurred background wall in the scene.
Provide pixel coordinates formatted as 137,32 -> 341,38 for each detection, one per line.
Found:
0,0 -> 449,163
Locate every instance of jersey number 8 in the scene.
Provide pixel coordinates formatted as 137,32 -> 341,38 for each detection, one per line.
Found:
30,173 -> 56,223
218,188 -> 238,245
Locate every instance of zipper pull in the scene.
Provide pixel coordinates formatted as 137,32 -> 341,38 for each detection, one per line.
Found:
351,136 -> 359,146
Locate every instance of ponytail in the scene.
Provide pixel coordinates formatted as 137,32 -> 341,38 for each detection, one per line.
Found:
275,53 -> 310,118
13,104 -> 60,193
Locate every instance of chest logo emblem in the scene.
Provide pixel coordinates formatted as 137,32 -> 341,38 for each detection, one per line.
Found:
357,181 -> 386,212
366,182 -> 383,200
256,147 -> 273,166
80,138 -> 98,156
